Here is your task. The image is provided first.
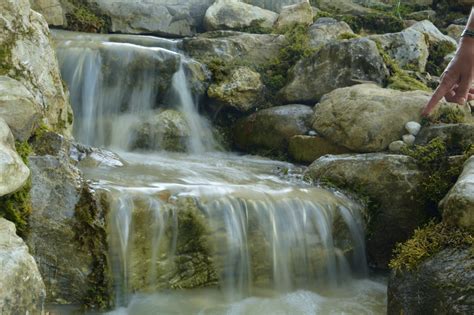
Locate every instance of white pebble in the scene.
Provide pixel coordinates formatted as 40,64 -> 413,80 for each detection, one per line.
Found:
308,130 -> 317,136
402,134 -> 415,146
389,140 -> 405,152
405,121 -> 421,136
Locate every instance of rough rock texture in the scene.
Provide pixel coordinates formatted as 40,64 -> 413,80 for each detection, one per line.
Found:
207,67 -> 263,112
0,76 -> 42,141
0,118 -> 30,197
446,24 -> 464,42
312,84 -> 430,152
415,123 -> 474,154
306,153 -> 427,268
288,135 -> 350,164
93,0 -> 214,37
280,39 -> 388,104
233,105 -> 313,154
308,18 -> 354,49
314,0 -> 373,15
183,31 -> 286,66
130,110 -> 191,152
369,28 -> 429,72
388,247 -> 474,315
407,20 -> 457,47
0,0 -> 73,136
0,218 -> 46,315
204,0 -> 278,31
440,156 -> 474,233
274,0 -> 313,31
29,0 -> 65,26
244,0 -> 305,12
26,153 -> 109,306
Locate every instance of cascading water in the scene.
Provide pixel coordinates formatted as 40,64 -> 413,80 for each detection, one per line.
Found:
53,31 -> 386,314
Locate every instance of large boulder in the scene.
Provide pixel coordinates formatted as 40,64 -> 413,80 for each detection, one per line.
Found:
369,28 -> 429,72
312,84 -> 431,152
279,38 -> 388,104
26,152 -> 110,306
313,0 -> 373,15
92,0 -> 214,37
0,218 -> 46,315
288,135 -> 350,164
406,20 -> 457,56
233,105 -> 313,154
274,0 -> 313,31
243,0 -> 305,12
204,0 -> 278,31
440,156 -> 474,233
306,153 -> 427,268
29,0 -> 65,26
388,247 -> 474,315
183,31 -> 286,65
308,18 -> 354,50
207,67 -> 264,112
0,118 -> 30,197
0,76 -> 42,141
0,0 -> 73,136
130,109 -> 191,152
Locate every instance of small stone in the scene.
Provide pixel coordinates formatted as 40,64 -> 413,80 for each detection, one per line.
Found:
405,121 -> 421,136
308,130 -> 317,136
389,140 -> 405,152
402,134 -> 416,146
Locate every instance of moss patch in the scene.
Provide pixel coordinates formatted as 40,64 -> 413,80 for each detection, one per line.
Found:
66,0 -> 110,33
426,41 -> 457,76
389,220 -> 473,272
423,106 -> 466,126
0,141 -> 33,237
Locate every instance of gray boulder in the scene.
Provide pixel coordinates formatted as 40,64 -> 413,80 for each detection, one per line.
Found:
0,76 -> 42,141
312,84 -> 431,152
388,247 -> 474,315
0,118 -> 30,197
406,20 -> 457,48
233,105 -> 313,154
204,0 -> 278,32
29,0 -> 65,26
0,218 -> 46,315
308,18 -> 354,50
279,38 -> 388,104
288,135 -> 350,164
306,153 -> 427,268
244,0 -> 305,12
1,0 -> 73,136
440,156 -> 474,233
274,0 -> 313,31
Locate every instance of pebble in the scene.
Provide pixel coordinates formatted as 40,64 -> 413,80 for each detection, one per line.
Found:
389,140 -> 405,152
405,121 -> 421,136
402,134 -> 416,146
308,130 -> 317,136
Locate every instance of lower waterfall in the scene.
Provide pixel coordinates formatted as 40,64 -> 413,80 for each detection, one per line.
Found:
52,31 -> 386,314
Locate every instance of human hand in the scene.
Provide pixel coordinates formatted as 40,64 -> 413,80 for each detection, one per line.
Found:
422,36 -> 474,116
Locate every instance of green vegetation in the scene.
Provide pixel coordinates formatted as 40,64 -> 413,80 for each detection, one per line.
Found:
401,137 -> 469,214
389,220 -> 473,272
337,32 -> 360,40
374,41 -> 431,92
66,0 -> 110,33
424,105 -> 466,126
0,141 -> 33,237
426,41 -> 457,76
237,19 -> 272,34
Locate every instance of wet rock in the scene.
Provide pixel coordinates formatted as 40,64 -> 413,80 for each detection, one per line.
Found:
207,67 -> 263,112
415,124 -> 474,154
274,0 -> 313,31
0,218 -> 46,315
183,31 -> 285,66
388,247 -> 474,315
440,156 -> 474,233
0,0 -> 73,136
308,18 -> 354,50
26,154 -> 110,306
405,121 -> 421,136
389,141 -> 406,152
233,105 -> 313,154
369,28 -> 429,72
306,153 -> 427,268
279,38 -> 388,104
312,84 -> 430,152
288,135 -> 350,164
204,0 -> 278,32
93,0 -> 214,37
0,118 -> 30,197
29,0 -> 65,26
0,76 -> 42,141
130,109 -> 191,152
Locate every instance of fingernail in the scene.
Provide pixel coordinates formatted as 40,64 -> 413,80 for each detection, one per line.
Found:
459,98 -> 466,104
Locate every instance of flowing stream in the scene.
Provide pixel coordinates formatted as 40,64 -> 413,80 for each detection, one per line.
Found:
53,31 -> 386,314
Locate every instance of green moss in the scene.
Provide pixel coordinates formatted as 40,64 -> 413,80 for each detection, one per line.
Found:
426,41 -> 457,76
389,221 -> 473,272
401,137 -> 466,213
426,106 -> 466,125
66,1 -> 110,33
337,32 -> 360,40
340,13 -> 404,34
375,40 -> 431,92
0,141 -> 33,237
237,19 -> 272,34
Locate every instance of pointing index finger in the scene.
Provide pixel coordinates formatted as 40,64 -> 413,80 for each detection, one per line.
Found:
422,79 -> 453,116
